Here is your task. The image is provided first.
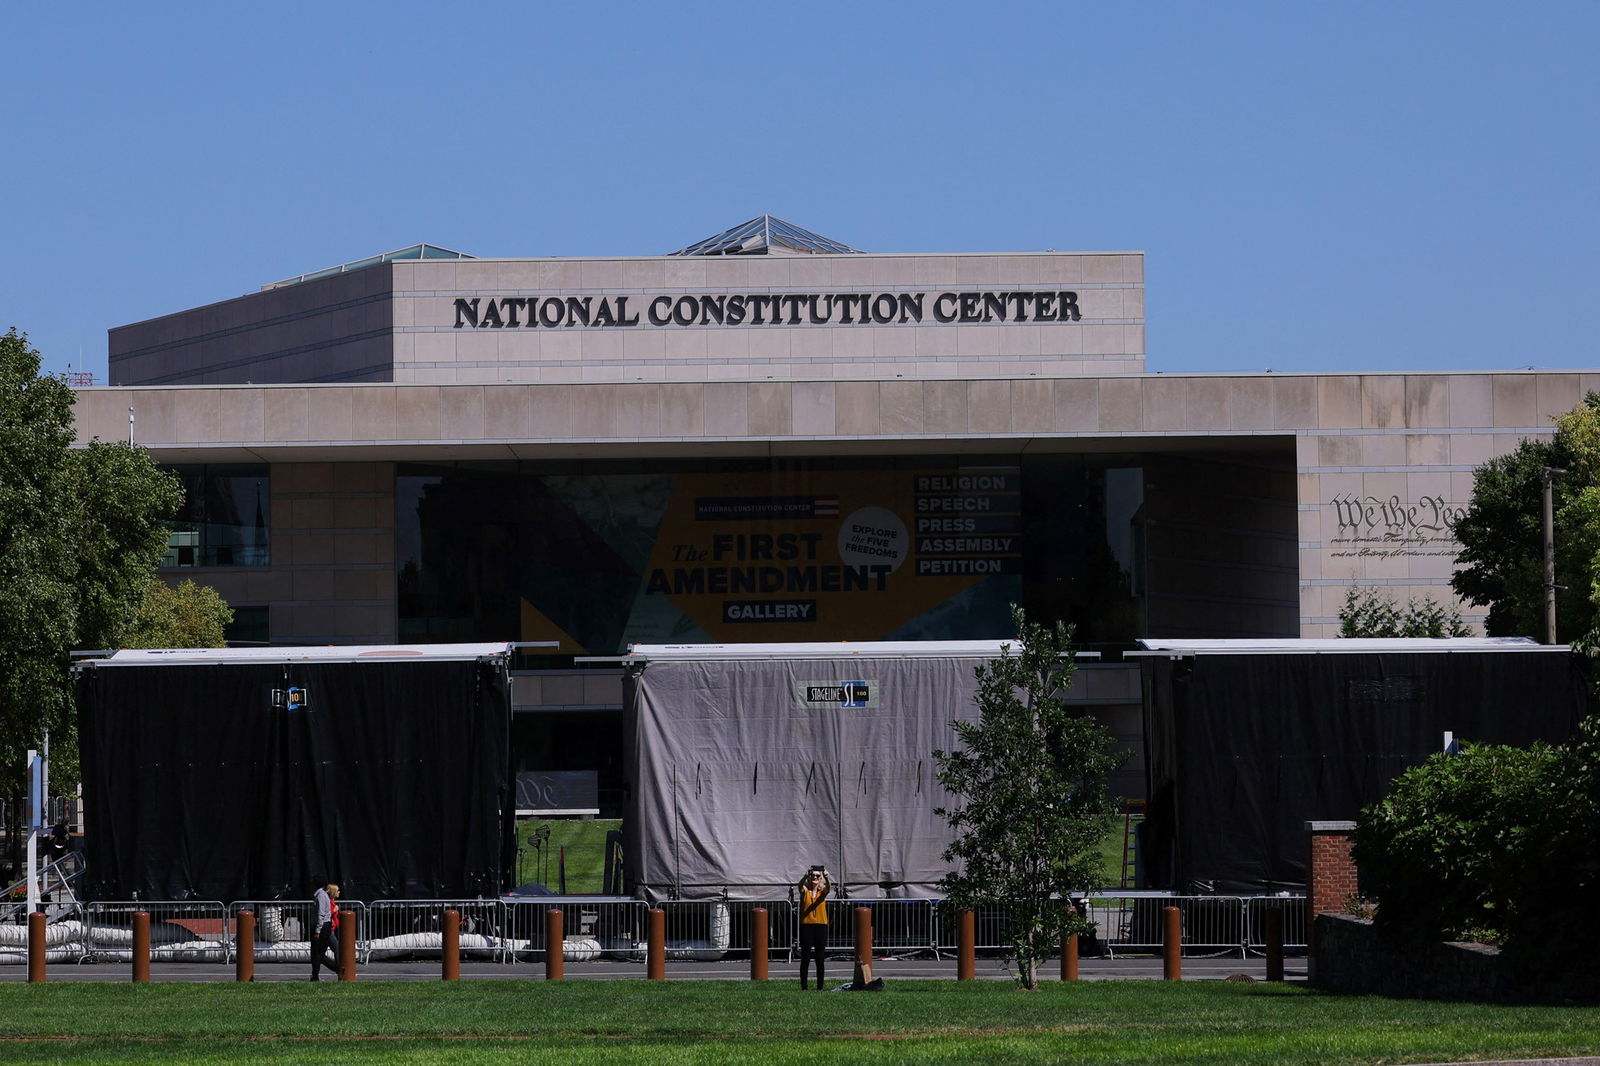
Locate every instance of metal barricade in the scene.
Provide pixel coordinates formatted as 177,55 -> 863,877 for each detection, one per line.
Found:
933,901 -> 1015,956
229,900 -> 314,964
85,901 -> 230,964
53,892 -> 1308,970
363,900 -> 506,963
850,899 -> 937,958
1083,894 -> 1306,958
502,897 -> 644,966
653,899 -> 735,962
0,902 -> 87,964
749,899 -> 794,959
642,898 -> 797,963
226,899 -> 369,964
929,895 -> 1174,959
1245,896 -> 1308,953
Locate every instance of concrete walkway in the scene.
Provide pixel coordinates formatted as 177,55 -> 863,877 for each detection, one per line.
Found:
2,950 -> 1304,983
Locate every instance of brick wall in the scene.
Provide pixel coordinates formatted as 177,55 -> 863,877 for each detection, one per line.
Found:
1306,820 -> 1357,955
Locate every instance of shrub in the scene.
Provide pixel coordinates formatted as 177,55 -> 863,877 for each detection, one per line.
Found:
1354,720 -> 1600,974
1508,718 -> 1600,968
1353,742 -> 1552,946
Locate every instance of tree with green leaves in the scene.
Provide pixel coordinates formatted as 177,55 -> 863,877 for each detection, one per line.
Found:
1338,587 -> 1472,638
1451,393 -> 1600,644
121,578 -> 233,649
933,606 -> 1125,989
0,328 -> 181,869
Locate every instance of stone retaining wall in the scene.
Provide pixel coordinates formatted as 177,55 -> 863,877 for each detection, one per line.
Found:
1312,913 -> 1597,1004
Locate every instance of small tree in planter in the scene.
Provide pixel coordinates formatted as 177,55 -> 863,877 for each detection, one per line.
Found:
934,606 -> 1125,989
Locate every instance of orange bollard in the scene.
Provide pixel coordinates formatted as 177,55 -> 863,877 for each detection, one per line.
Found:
646,908 -> 665,980
1265,906 -> 1284,982
1162,906 -> 1182,981
853,906 -> 873,986
545,907 -> 565,980
339,909 -> 357,981
236,910 -> 255,983
1061,932 -> 1079,981
750,907 -> 769,981
957,909 -> 975,980
28,912 -> 46,983
442,909 -> 460,981
132,911 -> 151,983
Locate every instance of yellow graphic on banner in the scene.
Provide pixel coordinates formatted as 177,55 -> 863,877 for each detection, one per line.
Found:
521,597 -> 587,655
639,468 -> 1021,641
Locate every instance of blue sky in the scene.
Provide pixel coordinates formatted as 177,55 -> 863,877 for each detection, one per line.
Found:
4,1 -> 1596,380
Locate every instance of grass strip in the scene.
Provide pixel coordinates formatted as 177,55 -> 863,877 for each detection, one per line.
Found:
0,980 -> 1594,1065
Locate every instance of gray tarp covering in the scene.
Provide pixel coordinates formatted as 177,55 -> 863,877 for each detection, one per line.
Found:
623,649 -> 994,901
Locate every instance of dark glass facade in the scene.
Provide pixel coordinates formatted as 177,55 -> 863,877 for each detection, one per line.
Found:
396,454 -> 1149,654
160,465 -> 271,568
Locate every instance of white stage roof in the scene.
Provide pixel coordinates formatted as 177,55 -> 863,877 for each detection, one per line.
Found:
82,643 -> 514,667
1131,637 -> 1558,656
606,640 -> 1099,662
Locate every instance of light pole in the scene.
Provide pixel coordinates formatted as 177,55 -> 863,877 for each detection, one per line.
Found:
1543,466 -> 1568,644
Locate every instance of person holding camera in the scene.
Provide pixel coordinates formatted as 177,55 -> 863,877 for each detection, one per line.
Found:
797,865 -> 832,990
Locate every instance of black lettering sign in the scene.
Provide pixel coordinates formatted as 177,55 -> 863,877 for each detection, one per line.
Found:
449,290 -> 1089,329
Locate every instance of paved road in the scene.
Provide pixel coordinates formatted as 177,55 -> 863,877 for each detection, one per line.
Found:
2,950 -> 1305,984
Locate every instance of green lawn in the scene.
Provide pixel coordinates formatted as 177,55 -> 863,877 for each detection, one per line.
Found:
516,819 -> 1131,895
0,980 -> 1595,1065
515,818 -> 620,893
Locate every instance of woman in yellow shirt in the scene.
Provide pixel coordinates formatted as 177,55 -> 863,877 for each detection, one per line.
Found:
797,866 -> 831,990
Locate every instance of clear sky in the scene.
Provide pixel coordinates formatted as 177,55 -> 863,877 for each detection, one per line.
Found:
4,1 -> 1596,381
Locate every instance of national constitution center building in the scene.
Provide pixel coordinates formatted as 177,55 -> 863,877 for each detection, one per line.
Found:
72,217 -> 1594,804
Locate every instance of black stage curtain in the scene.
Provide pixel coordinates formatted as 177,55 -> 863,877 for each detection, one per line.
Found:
1140,651 -> 1590,895
77,659 -> 512,902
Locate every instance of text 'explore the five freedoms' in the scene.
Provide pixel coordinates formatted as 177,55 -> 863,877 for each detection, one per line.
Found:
453,291 -> 1084,329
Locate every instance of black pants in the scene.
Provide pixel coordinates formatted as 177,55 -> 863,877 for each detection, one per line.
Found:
799,923 -> 827,989
311,922 -> 341,980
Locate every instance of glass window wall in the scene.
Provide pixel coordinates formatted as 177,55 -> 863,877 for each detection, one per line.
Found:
395,455 -> 1150,655
160,465 -> 271,568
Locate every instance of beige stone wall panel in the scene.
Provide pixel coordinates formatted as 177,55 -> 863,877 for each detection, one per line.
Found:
1185,378 -> 1231,431
1318,377 -> 1361,428
834,382 -> 879,436
1358,433 -> 1405,467
438,386 -> 486,439
1492,375 -> 1538,427
789,381 -> 836,437
1403,433 -> 1450,467
1099,378 -> 1143,431
1011,378 -> 1053,433
1142,377 -> 1189,431
879,381 -> 924,436
744,382 -> 791,437
1537,374 -> 1583,422
1229,378 -> 1273,430
923,380 -> 971,435
1403,376 -> 1448,428
1360,376 -> 1405,429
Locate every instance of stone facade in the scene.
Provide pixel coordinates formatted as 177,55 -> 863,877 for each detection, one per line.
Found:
84,245 -> 1600,642
71,368 -> 1596,642
110,252 -> 1146,387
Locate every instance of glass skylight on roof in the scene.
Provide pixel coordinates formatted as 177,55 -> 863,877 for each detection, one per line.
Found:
262,244 -> 474,290
670,215 -> 860,256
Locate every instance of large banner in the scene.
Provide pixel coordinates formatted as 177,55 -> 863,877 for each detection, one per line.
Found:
517,466 -> 1023,651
